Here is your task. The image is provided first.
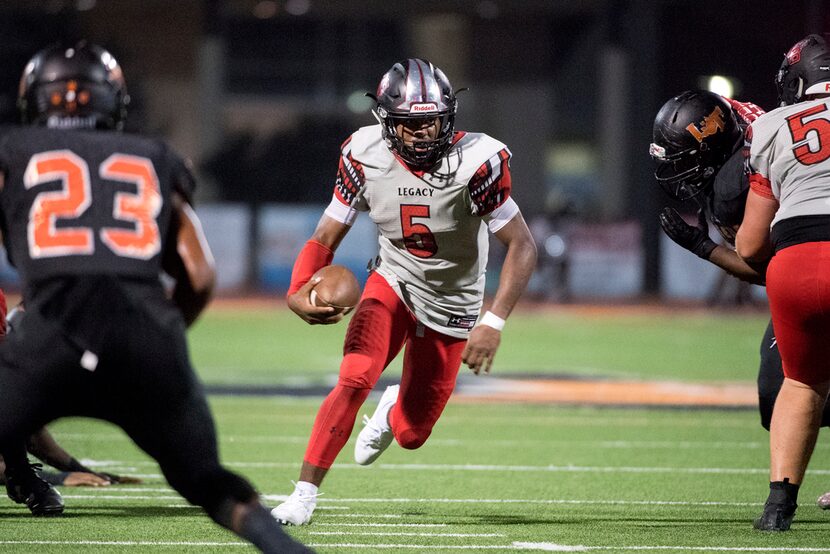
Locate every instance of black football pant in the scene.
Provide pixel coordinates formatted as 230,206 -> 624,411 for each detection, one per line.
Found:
757,318 -> 830,430
0,299 -> 256,519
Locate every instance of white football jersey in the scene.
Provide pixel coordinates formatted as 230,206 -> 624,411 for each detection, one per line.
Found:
324,124 -> 519,338
747,97 -> 830,227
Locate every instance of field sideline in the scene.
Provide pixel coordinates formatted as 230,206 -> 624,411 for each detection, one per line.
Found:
4,302 -> 829,553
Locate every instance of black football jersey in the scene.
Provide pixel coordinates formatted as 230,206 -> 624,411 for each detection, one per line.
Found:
706,148 -> 748,245
0,126 -> 195,288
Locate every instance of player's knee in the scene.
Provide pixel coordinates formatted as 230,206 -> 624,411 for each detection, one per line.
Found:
167,466 -> 256,513
338,353 -> 380,390
395,428 -> 430,450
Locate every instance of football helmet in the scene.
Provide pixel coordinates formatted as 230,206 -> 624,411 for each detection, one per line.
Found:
776,34 -> 830,106
18,41 -> 128,130
371,58 -> 457,168
649,90 -> 742,201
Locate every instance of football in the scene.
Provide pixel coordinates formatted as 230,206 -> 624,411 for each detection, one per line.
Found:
310,265 -> 361,313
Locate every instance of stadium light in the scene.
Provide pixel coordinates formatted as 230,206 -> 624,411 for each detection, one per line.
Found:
704,75 -> 736,98
347,90 -> 374,114
253,0 -> 278,19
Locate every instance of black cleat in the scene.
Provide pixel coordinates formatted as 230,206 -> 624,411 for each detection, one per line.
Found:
5,463 -> 64,516
753,499 -> 796,531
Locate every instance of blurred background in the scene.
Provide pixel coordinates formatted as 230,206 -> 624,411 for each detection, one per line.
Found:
0,0 -> 827,303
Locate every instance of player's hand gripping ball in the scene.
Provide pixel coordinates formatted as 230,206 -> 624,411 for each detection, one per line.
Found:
310,265 -> 361,315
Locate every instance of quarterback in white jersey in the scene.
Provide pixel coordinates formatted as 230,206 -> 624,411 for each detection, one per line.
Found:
326,124 -> 517,338
736,34 -> 830,532
271,58 -> 537,526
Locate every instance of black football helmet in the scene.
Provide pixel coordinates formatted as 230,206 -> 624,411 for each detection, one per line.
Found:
775,34 -> 830,106
18,41 -> 128,130
649,90 -> 742,201
371,58 -> 457,168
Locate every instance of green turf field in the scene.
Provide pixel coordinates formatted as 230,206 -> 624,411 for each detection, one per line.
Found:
188,305 -> 772,385
4,305 -> 830,553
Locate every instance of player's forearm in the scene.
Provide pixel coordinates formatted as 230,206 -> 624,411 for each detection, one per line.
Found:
26,427 -> 74,470
707,245 -> 766,285
489,237 -> 537,319
167,199 -> 216,326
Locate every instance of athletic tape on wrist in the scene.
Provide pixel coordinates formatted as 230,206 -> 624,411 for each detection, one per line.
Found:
479,311 -> 505,331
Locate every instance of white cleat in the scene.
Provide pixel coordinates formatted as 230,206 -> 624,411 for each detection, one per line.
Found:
271,487 -> 318,526
355,384 -> 399,465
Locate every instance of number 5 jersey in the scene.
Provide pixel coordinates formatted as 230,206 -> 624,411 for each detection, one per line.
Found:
746,97 -> 830,230
323,124 -> 520,339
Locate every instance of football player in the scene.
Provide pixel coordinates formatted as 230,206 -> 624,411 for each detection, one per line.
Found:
271,58 -> 537,525
1,302 -> 142,516
0,290 -> 67,516
0,42 -> 311,553
651,90 -> 830,512
737,33 -> 830,532
651,88 -> 830,510
2,425 -> 142,488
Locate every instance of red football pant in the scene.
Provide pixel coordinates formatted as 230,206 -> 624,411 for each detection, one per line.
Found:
766,242 -> 830,386
303,272 -> 466,469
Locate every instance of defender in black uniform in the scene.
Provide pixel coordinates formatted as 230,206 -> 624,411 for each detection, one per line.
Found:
0,43 -> 312,553
649,90 -> 830,502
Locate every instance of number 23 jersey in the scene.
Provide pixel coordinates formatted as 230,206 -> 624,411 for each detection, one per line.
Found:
0,125 -> 194,287
325,124 -> 518,338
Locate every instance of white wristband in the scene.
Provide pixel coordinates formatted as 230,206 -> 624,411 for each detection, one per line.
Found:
479,311 -> 505,331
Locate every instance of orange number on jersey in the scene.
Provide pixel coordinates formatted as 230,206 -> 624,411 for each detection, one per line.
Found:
787,103 -> 830,166
400,204 -> 438,258
24,150 -> 163,260
24,150 -> 94,258
100,154 -> 162,259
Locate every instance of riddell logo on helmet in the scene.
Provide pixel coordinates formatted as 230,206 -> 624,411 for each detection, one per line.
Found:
410,103 -> 438,113
686,106 -> 725,143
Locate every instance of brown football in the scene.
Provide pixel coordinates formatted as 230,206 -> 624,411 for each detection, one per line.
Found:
310,265 -> 361,312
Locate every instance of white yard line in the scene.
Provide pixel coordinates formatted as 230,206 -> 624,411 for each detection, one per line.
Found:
237,461 -> 830,476
318,513 -> 402,518
308,532 -> 506,537
62,495 -> 186,500
512,545 -> 830,552
66,434 -> 807,450
313,523 -> 448,527
2,540 -> 828,552
305,545 -> 830,552
65,493 -> 763,507
76,459 -> 830,475
308,497 -> 763,507
0,541 -> 249,547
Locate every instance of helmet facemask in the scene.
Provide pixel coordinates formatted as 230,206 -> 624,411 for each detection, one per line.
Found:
377,107 -> 456,168
651,142 -> 717,201
372,58 -> 458,169
28,79 -> 124,130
